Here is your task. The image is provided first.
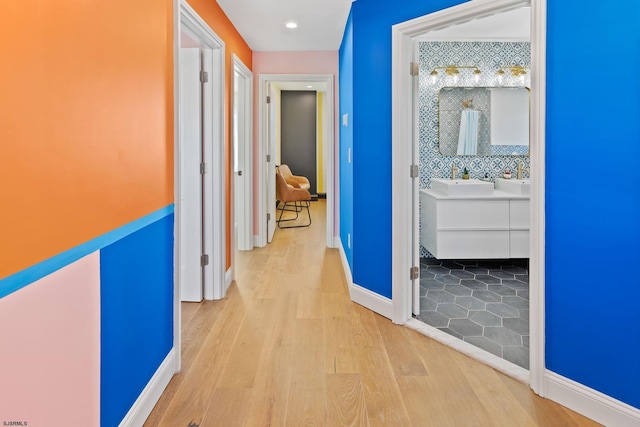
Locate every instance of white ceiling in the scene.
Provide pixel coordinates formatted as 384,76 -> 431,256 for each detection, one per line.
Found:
216,0 -> 353,51
216,2 -> 529,52
216,2 -> 529,90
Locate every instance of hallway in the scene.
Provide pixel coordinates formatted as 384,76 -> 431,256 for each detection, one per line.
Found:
145,200 -> 598,426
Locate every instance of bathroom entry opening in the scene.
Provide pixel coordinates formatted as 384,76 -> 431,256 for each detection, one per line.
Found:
391,0 -> 545,393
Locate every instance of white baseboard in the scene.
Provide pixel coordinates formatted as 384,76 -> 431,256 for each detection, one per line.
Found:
328,235 -> 339,249
337,238 -> 353,286
334,235 -> 340,249
349,282 -> 393,320
337,238 -> 393,320
253,235 -> 266,248
225,267 -> 232,293
544,371 -> 640,427
119,348 -> 176,427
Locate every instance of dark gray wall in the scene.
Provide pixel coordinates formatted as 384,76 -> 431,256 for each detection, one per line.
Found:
281,91 -> 317,194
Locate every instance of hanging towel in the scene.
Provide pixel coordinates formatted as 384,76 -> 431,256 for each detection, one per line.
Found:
457,109 -> 480,155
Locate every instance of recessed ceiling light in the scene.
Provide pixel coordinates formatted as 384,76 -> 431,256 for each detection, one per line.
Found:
306,85 -> 313,88
286,22 -> 298,29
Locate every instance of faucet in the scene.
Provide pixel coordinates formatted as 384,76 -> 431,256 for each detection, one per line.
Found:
517,162 -> 530,180
451,163 -> 458,179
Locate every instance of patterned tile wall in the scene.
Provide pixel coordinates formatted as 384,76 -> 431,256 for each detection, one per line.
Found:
439,87 -> 492,156
419,41 -> 531,257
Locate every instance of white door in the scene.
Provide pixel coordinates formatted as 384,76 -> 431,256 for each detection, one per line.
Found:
233,57 -> 253,251
266,83 -> 277,243
179,47 -> 204,302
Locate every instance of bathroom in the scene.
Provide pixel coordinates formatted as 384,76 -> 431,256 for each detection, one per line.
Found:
415,8 -> 532,370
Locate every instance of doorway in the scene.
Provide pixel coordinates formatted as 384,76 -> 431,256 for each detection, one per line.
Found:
232,55 -> 253,261
257,74 -> 336,248
177,1 -> 225,302
390,0 -> 546,393
175,0 -> 226,367
414,14 -> 532,372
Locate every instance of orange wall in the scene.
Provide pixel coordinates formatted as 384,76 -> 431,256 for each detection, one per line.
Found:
187,0 -> 252,270
0,1 -> 174,278
0,1 -> 251,278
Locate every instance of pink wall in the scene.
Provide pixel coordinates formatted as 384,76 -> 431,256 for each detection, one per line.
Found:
0,253 -> 100,426
253,51 -> 338,75
251,51 -> 340,238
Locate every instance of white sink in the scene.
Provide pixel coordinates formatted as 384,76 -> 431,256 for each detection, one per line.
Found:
431,178 -> 494,196
495,178 -> 530,195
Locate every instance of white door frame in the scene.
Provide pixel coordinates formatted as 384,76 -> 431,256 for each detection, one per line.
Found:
265,82 -> 277,244
390,0 -> 546,395
256,74 -> 336,249
174,0 -> 226,367
231,54 -> 253,277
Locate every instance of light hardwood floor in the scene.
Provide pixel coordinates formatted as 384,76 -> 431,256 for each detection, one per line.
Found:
145,200 -> 599,427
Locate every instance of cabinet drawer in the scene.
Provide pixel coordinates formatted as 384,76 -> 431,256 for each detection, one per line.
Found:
510,230 -> 529,258
437,200 -> 509,229
434,230 -> 510,259
510,200 -> 530,229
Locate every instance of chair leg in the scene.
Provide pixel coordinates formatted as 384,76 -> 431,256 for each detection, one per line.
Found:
276,201 -> 311,228
277,200 -> 303,212
277,201 -> 299,224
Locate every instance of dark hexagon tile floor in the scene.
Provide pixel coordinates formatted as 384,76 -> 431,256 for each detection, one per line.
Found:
416,258 -> 530,369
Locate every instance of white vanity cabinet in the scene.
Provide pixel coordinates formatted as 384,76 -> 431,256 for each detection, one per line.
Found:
509,199 -> 530,258
420,189 -> 529,259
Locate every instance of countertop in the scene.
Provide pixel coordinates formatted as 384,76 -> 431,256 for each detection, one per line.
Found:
420,188 -> 530,200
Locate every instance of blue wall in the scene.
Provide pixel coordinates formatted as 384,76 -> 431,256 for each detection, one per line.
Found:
346,0 -> 466,298
339,11 -> 354,269
340,0 -> 640,412
100,213 -> 174,426
545,2 -> 640,409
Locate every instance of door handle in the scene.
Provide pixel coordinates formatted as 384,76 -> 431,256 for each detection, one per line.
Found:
238,171 -> 243,176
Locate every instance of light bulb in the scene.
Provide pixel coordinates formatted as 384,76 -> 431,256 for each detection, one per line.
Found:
473,69 -> 481,84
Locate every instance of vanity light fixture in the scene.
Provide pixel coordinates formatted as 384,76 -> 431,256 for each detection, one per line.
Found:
497,66 -> 528,85
497,65 -> 529,77
429,65 -> 481,84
